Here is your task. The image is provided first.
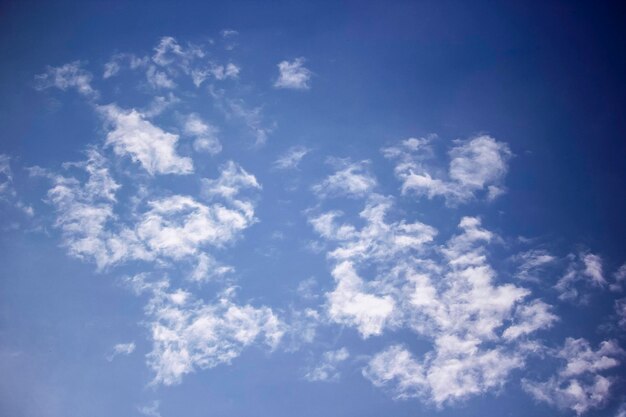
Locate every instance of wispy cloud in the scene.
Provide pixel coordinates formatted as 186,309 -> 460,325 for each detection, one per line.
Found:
274,146 -> 311,170
106,342 -> 136,361
522,338 -> 624,415
35,61 -> 98,98
312,159 -> 377,199
305,348 -> 349,382
183,113 -> 222,155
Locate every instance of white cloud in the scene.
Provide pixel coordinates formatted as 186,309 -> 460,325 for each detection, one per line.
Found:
136,194 -> 256,259
522,338 -> 624,415
146,65 -> 176,89
34,61 -> 98,98
305,347 -> 350,382
502,300 -> 559,340
327,261 -> 395,338
309,195 -> 437,264
311,198 -> 558,405
39,149 -> 131,270
152,36 -> 187,67
106,342 -> 136,361
513,249 -> 557,281
102,53 -> 150,79
364,343 -> 523,405
190,253 -> 234,283
383,135 -> 511,204
556,252 -> 607,303
99,104 -> 193,175
129,275 -> 284,386
183,113 -> 222,155
312,160 -> 377,199
274,57 -> 312,90
202,160 -> 261,201
142,93 -> 180,118
103,59 -> 121,79
40,154 -> 258,271
274,146 -> 310,170
220,29 -> 239,50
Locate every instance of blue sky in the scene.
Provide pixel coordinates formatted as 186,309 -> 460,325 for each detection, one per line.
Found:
1,1 -> 626,416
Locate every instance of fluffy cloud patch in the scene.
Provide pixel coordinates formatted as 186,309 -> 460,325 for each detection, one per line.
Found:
311,193 -> 558,404
40,152 -> 258,271
383,135 -> 511,204
312,160 -> 377,199
274,57 -> 312,90
127,275 -> 284,386
183,113 -> 222,155
99,104 -> 193,175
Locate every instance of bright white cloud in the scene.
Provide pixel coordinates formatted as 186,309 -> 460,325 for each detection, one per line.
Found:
202,160 -> 261,201
311,196 -> 558,405
99,104 -> 193,175
183,113 -> 222,155
383,135 -> 511,204
34,61 -> 98,98
522,338 -> 624,415
274,57 -> 312,90
312,160 -> 377,199
40,153 -> 259,271
327,261 -> 395,338
364,343 -> 524,405
128,275 -> 284,386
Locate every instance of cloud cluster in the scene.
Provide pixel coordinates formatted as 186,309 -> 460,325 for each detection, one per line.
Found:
24,34 -> 626,416
523,338 -> 624,415
38,149 -> 258,273
35,61 -> 98,98
310,160 -> 559,404
127,275 -> 284,386
383,135 -> 511,204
